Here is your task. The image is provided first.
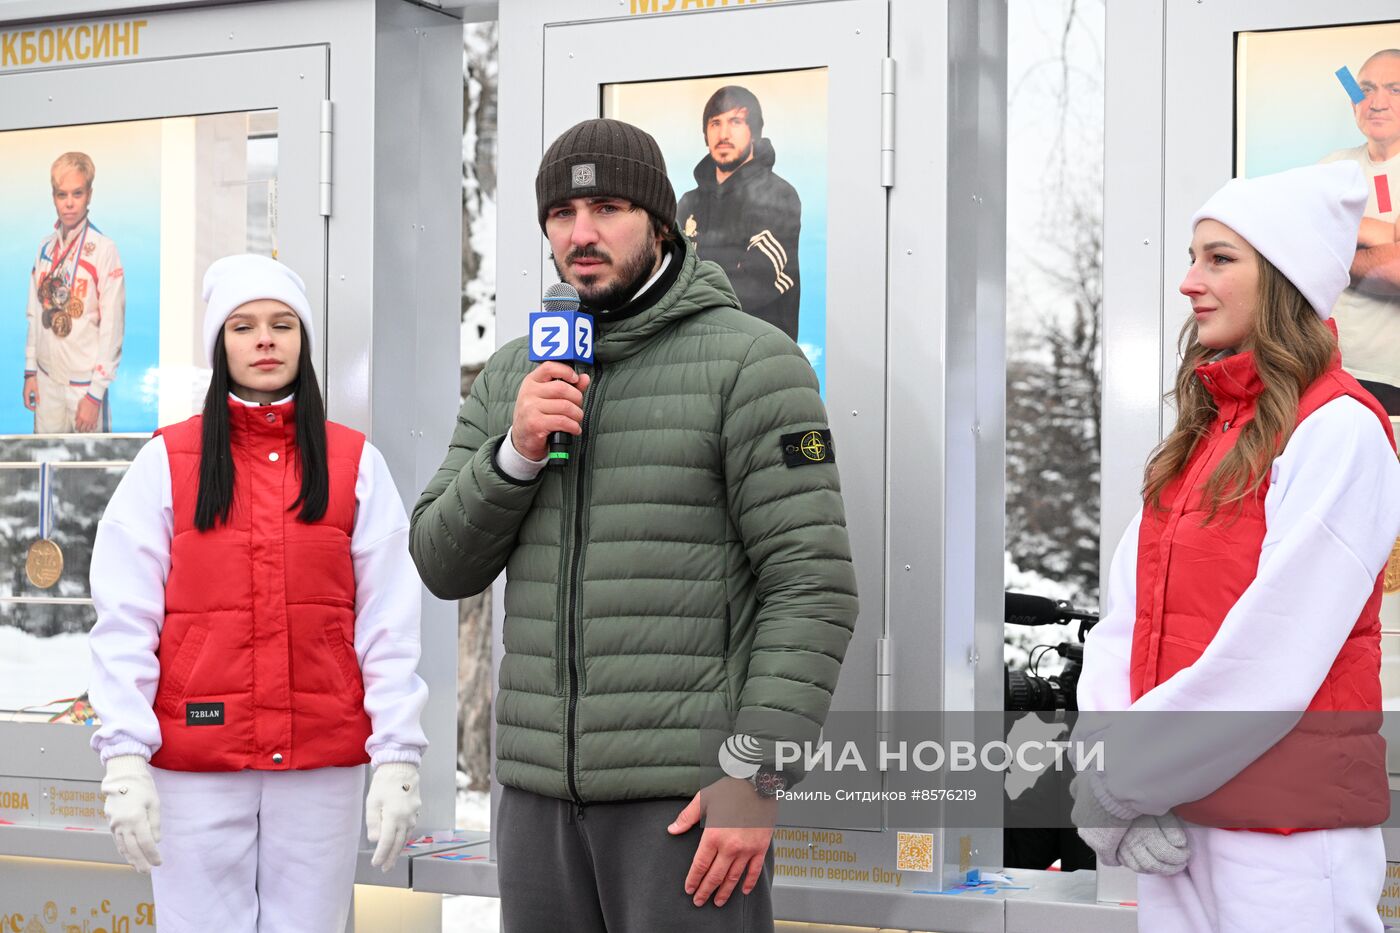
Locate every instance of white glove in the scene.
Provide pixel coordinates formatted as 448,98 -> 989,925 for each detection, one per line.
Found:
366,762 -> 421,872
1116,812 -> 1191,875
100,755 -> 162,873
1070,771 -> 1131,868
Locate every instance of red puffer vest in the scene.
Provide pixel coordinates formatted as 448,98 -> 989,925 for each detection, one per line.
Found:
1130,350 -> 1394,831
148,398 -> 372,772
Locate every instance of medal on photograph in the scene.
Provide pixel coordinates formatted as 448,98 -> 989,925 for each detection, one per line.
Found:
66,294 -> 83,319
42,307 -> 56,331
25,463 -> 63,590
42,221 -> 87,317
50,311 -> 72,338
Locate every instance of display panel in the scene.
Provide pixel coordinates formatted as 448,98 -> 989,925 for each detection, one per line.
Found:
1237,24 -> 1400,712
0,109 -> 278,720
0,110 -> 279,436
603,68 -> 829,389
1237,24 -> 1400,414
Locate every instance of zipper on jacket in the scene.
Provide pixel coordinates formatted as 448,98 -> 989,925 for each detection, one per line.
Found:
565,365 -> 603,810
722,604 -> 732,660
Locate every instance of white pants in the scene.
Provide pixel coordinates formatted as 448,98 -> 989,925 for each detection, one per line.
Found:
33,369 -> 108,433
1138,825 -> 1385,932
150,765 -> 365,933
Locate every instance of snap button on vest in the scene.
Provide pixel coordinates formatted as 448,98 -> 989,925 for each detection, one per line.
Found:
269,451 -> 279,461
265,412 -> 276,423
272,753 -> 283,764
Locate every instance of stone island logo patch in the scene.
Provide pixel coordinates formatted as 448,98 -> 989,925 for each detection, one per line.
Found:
186,702 -> 225,726
571,163 -> 596,188
781,429 -> 834,467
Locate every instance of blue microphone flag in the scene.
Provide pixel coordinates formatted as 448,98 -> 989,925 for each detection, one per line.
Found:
529,283 -> 593,364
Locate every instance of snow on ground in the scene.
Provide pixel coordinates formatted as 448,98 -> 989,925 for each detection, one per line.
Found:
441,887 -> 499,931
1004,551 -> 1079,603
456,781 -> 490,832
442,783 -> 499,932
0,627 -> 91,715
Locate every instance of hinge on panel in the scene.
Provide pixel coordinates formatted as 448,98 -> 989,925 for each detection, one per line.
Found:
881,58 -> 895,188
876,636 -> 892,765
319,100 -> 333,217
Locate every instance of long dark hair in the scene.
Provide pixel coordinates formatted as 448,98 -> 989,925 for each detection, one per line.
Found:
194,331 -> 329,530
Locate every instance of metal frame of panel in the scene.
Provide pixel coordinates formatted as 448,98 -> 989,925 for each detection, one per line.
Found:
541,0 -> 890,836
1103,0 -> 1400,568
0,46 -> 329,386
0,0 -> 464,835
497,0 -> 1010,901
1103,0 -> 1400,894
1100,0 -> 1167,590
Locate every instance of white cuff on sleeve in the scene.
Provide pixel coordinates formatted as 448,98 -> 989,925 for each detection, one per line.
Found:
97,739 -> 155,764
498,429 -> 549,481
369,744 -> 425,769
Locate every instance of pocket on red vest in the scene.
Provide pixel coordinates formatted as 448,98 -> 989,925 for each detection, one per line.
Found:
321,619 -> 365,700
1156,630 -> 1210,687
155,622 -> 209,715
285,601 -> 361,697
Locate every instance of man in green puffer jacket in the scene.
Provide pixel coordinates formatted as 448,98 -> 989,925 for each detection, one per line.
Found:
410,118 -> 857,932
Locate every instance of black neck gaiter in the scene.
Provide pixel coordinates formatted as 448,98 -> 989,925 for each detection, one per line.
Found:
587,235 -> 685,327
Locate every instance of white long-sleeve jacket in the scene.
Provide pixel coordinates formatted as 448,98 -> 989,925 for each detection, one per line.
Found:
88,402 -> 429,769
26,218 -> 125,400
1076,396 -> 1400,818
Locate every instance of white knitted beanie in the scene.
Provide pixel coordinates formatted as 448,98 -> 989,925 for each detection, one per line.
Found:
201,254 -> 315,366
1189,162 -> 1368,321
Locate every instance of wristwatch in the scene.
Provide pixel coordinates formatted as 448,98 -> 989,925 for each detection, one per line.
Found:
750,765 -> 789,799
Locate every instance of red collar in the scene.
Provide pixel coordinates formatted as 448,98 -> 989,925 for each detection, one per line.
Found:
1192,320 -> 1342,408
1194,350 -> 1265,407
227,396 -> 297,443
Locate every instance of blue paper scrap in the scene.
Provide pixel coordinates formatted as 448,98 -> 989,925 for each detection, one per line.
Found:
1337,66 -> 1366,105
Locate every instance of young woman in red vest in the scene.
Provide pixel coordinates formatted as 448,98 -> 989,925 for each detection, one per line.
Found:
87,254 -> 429,933
1073,162 -> 1400,931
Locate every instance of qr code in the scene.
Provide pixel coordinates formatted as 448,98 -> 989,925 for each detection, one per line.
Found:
896,831 -> 934,872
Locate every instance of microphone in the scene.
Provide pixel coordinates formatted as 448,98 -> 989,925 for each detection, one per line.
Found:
1003,592 -> 1099,627
528,283 -> 594,467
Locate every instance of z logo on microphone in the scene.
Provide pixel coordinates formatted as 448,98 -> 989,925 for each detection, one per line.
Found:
531,314 -> 570,360
574,317 -> 593,359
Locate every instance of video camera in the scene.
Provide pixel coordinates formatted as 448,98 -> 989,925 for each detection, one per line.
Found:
1003,592 -> 1098,714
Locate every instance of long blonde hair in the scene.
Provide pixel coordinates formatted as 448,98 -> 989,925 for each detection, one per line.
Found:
1143,252 -> 1336,517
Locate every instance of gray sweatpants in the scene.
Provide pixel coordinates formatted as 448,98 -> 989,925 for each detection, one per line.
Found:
497,785 -> 775,933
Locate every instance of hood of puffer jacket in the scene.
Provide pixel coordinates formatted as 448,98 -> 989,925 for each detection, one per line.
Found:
688,137 -> 779,196
591,237 -> 741,364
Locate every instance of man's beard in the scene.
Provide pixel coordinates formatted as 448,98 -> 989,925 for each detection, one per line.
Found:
554,240 -> 659,313
712,142 -> 753,174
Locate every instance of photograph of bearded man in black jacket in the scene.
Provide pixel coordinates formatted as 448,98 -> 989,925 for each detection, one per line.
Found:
677,85 -> 802,341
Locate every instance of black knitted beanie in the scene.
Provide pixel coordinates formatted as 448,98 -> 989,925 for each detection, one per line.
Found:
536,118 -> 676,229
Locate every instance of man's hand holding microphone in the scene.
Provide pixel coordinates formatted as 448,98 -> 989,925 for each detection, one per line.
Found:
515,284 -> 594,466
511,363 -> 590,460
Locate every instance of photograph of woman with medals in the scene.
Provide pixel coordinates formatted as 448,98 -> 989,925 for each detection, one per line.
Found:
23,150 -> 126,434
